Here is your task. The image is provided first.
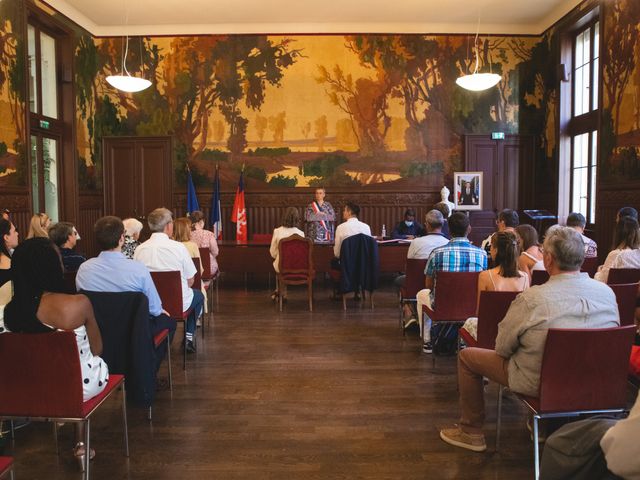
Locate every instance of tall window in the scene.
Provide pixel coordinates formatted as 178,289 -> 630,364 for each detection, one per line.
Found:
569,20 -> 599,224
27,22 -> 62,222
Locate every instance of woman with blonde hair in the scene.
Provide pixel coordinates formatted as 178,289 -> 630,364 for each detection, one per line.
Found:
174,217 -> 208,313
27,212 -> 50,239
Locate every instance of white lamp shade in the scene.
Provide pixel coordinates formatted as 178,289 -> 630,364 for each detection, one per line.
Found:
456,73 -> 501,92
106,75 -> 152,93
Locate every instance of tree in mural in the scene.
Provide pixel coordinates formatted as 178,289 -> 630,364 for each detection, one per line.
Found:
316,64 -> 391,157
603,0 -> 640,136
0,1 -> 26,186
314,115 -> 328,152
255,115 -> 268,143
268,111 -> 286,145
301,121 -> 311,140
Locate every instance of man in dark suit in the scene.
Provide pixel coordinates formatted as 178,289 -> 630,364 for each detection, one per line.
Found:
460,181 -> 477,206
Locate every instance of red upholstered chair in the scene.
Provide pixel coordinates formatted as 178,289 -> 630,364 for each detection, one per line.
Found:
252,233 -> 273,244
496,326 -> 636,480
0,457 -> 14,480
580,256 -> 599,278
609,282 -> 639,326
458,291 -> 519,350
530,270 -> 549,286
422,271 -> 480,364
277,234 -> 314,312
607,268 -> 640,285
150,271 -> 193,370
198,247 -> 217,328
0,331 -> 129,479
398,259 -> 428,334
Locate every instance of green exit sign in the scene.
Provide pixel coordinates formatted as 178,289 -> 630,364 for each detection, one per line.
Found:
492,132 -> 505,140
39,120 -> 50,129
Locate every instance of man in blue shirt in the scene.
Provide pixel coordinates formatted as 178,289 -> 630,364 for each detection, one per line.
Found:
391,208 -> 426,239
76,216 -> 176,368
48,221 -> 86,271
417,212 -> 487,353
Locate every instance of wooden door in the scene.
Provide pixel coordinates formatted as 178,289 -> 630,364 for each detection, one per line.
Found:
464,134 -> 534,212
103,136 -> 173,222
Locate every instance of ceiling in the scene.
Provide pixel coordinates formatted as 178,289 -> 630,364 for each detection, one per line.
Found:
44,0 -> 583,36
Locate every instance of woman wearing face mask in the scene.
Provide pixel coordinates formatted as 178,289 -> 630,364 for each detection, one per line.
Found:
391,208 -> 426,240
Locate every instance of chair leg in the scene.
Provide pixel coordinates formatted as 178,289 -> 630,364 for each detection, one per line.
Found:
342,294 -> 346,311
495,385 -> 503,450
9,420 -> 14,439
533,416 -> 540,480
53,421 -> 59,455
370,291 -> 374,309
147,407 -> 152,421
308,281 -> 313,312
279,277 -> 283,312
183,324 -> 187,371
84,419 -> 90,480
121,382 -> 130,457
9,468 -> 14,480
167,336 -> 173,393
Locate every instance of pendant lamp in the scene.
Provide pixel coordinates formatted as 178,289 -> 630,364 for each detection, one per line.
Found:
106,36 -> 151,93
456,25 -> 501,92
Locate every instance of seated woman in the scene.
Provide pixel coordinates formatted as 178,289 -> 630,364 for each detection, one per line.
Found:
3,237 -> 108,469
0,218 -> 19,308
122,218 -> 143,259
188,210 -> 219,277
269,207 -> 304,301
174,217 -> 208,313
595,216 -> 640,283
516,224 -> 544,282
462,231 -> 529,340
26,212 -> 50,239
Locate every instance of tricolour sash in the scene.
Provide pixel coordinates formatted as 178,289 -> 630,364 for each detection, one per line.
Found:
312,201 -> 330,241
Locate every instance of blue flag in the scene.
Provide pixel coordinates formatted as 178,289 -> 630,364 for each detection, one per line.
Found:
210,164 -> 222,239
186,168 -> 200,214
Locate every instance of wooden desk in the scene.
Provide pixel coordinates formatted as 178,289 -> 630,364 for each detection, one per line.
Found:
217,241 -> 409,275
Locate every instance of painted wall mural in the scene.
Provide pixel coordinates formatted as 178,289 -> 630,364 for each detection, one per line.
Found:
0,0 -> 26,188
74,33 -> 543,191
601,0 -> 640,183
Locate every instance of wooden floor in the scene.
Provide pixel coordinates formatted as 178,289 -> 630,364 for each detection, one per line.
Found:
6,278 -> 534,479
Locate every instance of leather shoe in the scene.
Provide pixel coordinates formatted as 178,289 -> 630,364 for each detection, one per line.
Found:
185,340 -> 197,354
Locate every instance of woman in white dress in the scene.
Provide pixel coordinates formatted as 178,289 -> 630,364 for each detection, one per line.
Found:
595,216 -> 640,283
270,207 -> 304,301
3,238 -> 108,470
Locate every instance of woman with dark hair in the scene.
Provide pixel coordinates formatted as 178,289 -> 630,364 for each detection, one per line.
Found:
516,224 -> 544,281
189,210 -> 219,276
2,237 -> 108,468
0,218 -> 18,306
463,231 -> 529,340
269,207 -> 304,300
595,216 -> 640,283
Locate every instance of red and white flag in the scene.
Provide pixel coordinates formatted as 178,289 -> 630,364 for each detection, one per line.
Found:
231,170 -> 247,242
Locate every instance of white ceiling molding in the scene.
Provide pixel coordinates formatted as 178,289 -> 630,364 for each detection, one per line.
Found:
44,0 -> 586,37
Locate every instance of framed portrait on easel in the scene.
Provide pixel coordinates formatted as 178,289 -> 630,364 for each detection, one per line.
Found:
453,172 -> 483,211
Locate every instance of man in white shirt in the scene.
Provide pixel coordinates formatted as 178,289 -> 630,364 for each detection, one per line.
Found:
333,202 -> 372,258
134,207 -> 204,353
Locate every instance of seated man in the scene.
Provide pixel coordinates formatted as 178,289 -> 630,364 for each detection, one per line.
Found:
433,202 -> 450,239
391,208 -> 426,240
566,212 -> 597,258
48,221 -> 86,271
481,208 -> 519,254
76,216 -> 176,369
333,202 -> 371,259
134,208 -> 204,353
439,226 -> 620,452
400,210 -> 450,328
416,212 -> 487,353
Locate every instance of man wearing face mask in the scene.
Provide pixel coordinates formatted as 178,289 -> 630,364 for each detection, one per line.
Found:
392,208 -> 426,240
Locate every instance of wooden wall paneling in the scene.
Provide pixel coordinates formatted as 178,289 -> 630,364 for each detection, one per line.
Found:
595,183 -> 640,264
77,191 -> 104,258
